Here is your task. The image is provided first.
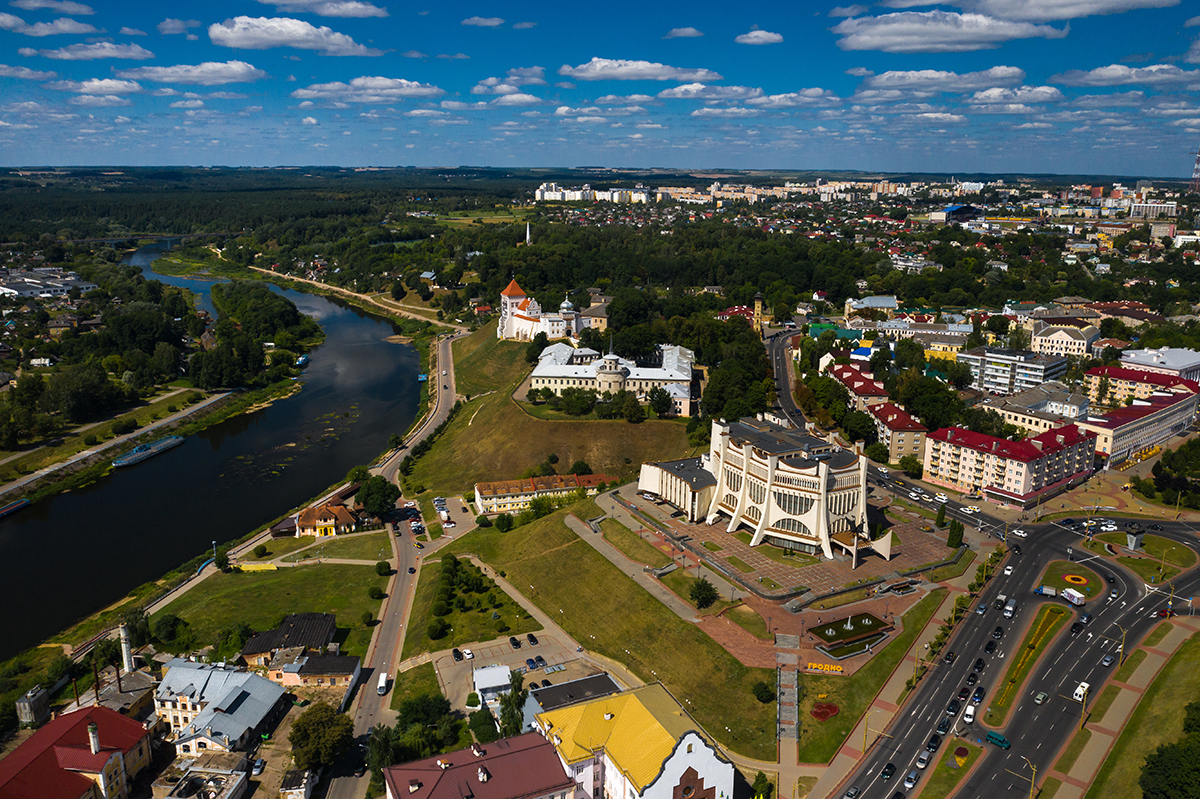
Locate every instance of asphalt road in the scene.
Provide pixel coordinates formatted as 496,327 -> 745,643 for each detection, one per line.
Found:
836,496 -> 1200,799
767,331 -> 807,428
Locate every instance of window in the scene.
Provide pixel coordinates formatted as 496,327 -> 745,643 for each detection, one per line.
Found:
683,788 -> 695,798
686,743 -> 693,753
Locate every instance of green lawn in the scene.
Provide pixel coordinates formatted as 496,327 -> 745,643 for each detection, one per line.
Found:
724,605 -> 771,640
451,319 -> 530,397
659,569 -> 736,615
1054,728 -> 1092,774
924,549 -> 976,583
703,541 -> 723,552
400,560 -> 541,661
808,588 -> 871,611
1039,560 -> 1103,600
281,531 -> 392,562
444,505 -> 779,760
728,535 -> 819,567
389,662 -> 442,710
984,604 -> 1068,725
1096,532 -> 1198,569
601,519 -> 672,568
1114,649 -> 1147,682
1116,556 -> 1179,584
1085,633 -> 1200,799
921,741 -> 982,799
1089,684 -> 1120,725
154,564 -> 387,657
1143,623 -> 1171,648
240,535 -> 314,561
726,556 -> 755,573
1040,777 -> 1063,799
796,589 -> 946,763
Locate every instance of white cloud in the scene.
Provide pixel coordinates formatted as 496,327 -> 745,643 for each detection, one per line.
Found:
560,115 -> 606,124
169,99 -> 204,108
10,0 -> 92,13
970,85 -> 1063,103
1171,118 -> 1200,127
48,77 -> 140,93
157,18 -> 200,35
405,109 -> 445,116
735,29 -> 783,45
559,57 -> 722,82
1187,40 -> 1200,65
513,21 -> 536,28
845,66 -> 873,76
690,107 -> 761,117
1014,121 -> 1052,128
461,16 -> 503,26
1052,63 -> 1199,85
663,26 -> 703,38
491,93 -> 541,105
302,116 -> 318,124
207,91 -> 248,98
291,76 -> 444,102
747,88 -> 842,107
209,16 -> 382,56
554,104 -> 645,116
471,66 -> 546,95
0,63 -> 55,78
657,83 -> 764,100
68,94 -> 129,106
1186,15 -> 1200,26
595,93 -> 654,104
23,41 -> 153,59
118,26 -> 146,35
1073,90 -> 1146,106
0,13 -> 97,35
957,0 -> 1178,23
830,5 -> 869,16
832,11 -> 1066,53
862,65 -> 1025,90
912,111 -> 967,121
440,100 -> 488,110
436,52 -> 469,59
297,100 -> 313,107
116,61 -> 267,85
968,102 -> 1036,113
254,0 -> 388,17
636,122 -> 665,128
400,49 -> 426,58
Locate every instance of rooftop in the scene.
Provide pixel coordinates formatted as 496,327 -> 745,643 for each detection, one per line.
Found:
1120,347 -> 1200,371
649,457 -> 717,489
867,402 -> 927,432
475,474 -> 610,499
382,733 -> 573,799
928,424 -> 1095,463
241,613 -> 336,657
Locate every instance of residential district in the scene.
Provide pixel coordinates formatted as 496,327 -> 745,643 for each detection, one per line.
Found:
5,175 -> 1200,799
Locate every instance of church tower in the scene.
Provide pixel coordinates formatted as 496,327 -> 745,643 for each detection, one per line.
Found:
752,292 -> 766,339
498,278 -> 526,339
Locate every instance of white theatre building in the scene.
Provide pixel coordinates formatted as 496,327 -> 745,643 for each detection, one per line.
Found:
704,416 -> 885,561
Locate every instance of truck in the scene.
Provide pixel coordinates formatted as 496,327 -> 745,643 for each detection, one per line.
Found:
994,594 -> 1007,610
1035,585 -> 1058,597
1062,588 -> 1086,606
1003,597 -> 1017,618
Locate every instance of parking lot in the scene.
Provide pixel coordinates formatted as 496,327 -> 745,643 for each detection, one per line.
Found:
433,631 -> 592,710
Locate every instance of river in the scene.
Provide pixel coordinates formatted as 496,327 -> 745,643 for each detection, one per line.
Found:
0,242 -> 421,661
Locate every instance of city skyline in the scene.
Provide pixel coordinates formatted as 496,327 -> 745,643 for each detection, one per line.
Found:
0,0 -> 1199,175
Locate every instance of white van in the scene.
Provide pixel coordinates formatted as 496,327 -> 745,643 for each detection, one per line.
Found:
377,671 -> 389,696
1073,681 -> 1090,702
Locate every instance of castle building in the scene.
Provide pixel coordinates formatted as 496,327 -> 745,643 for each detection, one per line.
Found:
530,343 -> 697,414
497,279 -> 597,342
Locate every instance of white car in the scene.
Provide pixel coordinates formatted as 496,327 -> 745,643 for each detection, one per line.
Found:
404,501 -> 416,508
1004,565 -> 1014,576
935,494 -> 949,503
909,492 -> 921,500
878,466 -> 889,474
916,751 -> 931,770
968,506 -> 982,513
963,704 -> 976,724
1011,528 -> 1028,538
462,649 -> 474,660
961,507 -> 975,515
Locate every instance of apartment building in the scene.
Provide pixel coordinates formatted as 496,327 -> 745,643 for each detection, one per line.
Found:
1084,366 -> 1200,406
1031,322 -> 1100,358
956,347 -> 1068,395
866,402 -> 927,463
1118,347 -> 1200,382
827,363 -> 889,412
976,381 -> 1089,434
1076,391 -> 1199,464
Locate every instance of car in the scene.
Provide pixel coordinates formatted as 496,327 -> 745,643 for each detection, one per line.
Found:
895,479 -> 906,487
527,633 -> 539,646
442,370 -> 447,376
1101,654 -> 1116,667
408,566 -> 416,574
534,655 -> 547,668
968,505 -> 981,513
946,699 -> 961,716
961,506 -> 975,515
462,649 -> 473,659
976,603 -> 988,615
1158,608 -> 1177,618
935,493 -> 949,503
841,788 -> 860,799
1150,524 -> 1164,531
936,717 -> 951,735
1070,621 -> 1084,635
965,673 -> 978,687
524,658 -> 537,670
541,679 -> 552,688
963,704 -> 976,724
1004,565 -> 1014,576
1034,691 -> 1049,705
452,648 -> 463,662
993,626 -> 1004,639
1011,528 -> 1028,538
1012,544 -> 1022,555
404,501 -> 416,508
444,521 -> 456,529
927,734 -> 942,752
972,686 -> 986,704
878,466 -> 889,474
354,761 -> 366,777
414,542 -> 423,549
1106,573 -> 1116,584
1101,526 -> 1117,533
916,751 -> 931,770
252,758 -> 266,776
994,597 -> 1006,610
973,658 -> 985,673
904,771 -> 920,790
510,637 -> 522,649
908,492 -> 921,500
958,686 -> 970,701
984,640 -> 997,654
1079,613 -> 1092,625
881,763 -> 897,780
1110,588 -> 1119,600
943,650 -> 956,664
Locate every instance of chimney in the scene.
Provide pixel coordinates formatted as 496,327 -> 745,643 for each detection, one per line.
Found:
437,760 -> 450,770
477,767 -> 490,783
87,721 -> 100,755
471,744 -> 484,757
409,780 -> 422,794
603,713 -> 614,721
120,624 -> 134,674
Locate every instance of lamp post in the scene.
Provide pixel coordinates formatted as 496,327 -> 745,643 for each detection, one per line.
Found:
1160,545 -> 1176,579
1020,756 -> 1038,799
212,540 -> 217,561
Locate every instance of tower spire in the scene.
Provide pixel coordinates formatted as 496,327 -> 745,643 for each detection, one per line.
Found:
1190,139 -> 1200,195
525,222 -> 532,246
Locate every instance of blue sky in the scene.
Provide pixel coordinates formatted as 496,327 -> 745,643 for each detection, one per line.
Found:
1,0 -> 1199,175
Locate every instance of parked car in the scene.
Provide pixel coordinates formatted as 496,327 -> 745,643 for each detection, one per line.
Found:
252,759 -> 266,776
926,734 -> 942,752
527,633 -> 539,646
452,648 -> 463,662
972,686 -> 986,704
534,655 -> 547,668
462,649 -> 473,659
963,704 -> 976,724
525,658 -> 537,670
958,686 -> 970,701
540,679 -> 552,688
936,717 -> 951,735
509,637 -> 522,650
904,771 -> 919,789
916,751 -> 931,770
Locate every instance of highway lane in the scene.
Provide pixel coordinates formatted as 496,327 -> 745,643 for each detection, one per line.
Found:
837,513 -> 1200,799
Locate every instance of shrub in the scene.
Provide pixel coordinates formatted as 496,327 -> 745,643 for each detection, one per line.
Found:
167,405 -> 177,413
495,619 -> 510,633
466,692 -> 480,708
360,610 -> 373,626
253,544 -> 268,558
368,586 -> 385,600
427,618 -> 448,639
495,514 -> 514,532
83,434 -> 97,446
375,561 -> 390,576
475,515 -> 492,528
469,708 -> 499,743
431,600 -> 450,617
752,680 -> 775,703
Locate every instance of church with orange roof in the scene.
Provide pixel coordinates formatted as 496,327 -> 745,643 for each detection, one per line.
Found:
497,279 -> 593,342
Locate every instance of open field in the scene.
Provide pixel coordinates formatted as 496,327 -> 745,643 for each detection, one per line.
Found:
389,662 -> 442,711
1085,633 -> 1200,799
445,506 -> 779,760
724,605 -> 771,640
451,319 -> 529,397
282,530 -> 392,562
659,569 -> 735,615
601,519 -> 672,568
240,535 -> 314,561
923,549 -> 975,583
796,589 -> 946,763
154,564 -> 386,657
985,604 -> 1067,724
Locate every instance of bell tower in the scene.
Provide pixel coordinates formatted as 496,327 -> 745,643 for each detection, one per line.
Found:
752,292 -> 765,339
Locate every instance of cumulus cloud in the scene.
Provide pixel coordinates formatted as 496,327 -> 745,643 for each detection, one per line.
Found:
513,21 -> 536,28
830,5 -> 869,16
209,16 -> 382,55
1014,121 -> 1052,128
559,57 -> 722,82
657,83 -> 764,100
0,13 -> 97,35
491,92 -> 541,105
845,66 -> 874,76
968,102 -> 1037,114
169,99 -> 204,108
1072,90 -> 1145,106
554,104 -> 645,116
957,0 -> 1178,23
254,0 -> 388,17
22,41 -> 153,59
302,116 -> 318,124
68,94 -> 129,106
440,100 -> 488,110
291,76 -> 444,102
1187,40 -> 1200,65
663,26 -> 703,38
157,18 -> 200,34
911,111 -> 967,121
832,11 -> 1066,52
735,29 -> 783,44
119,26 -> 146,35
0,63 -> 55,78
862,65 -> 1025,90
400,49 -> 426,58
48,77 -> 140,93
970,85 -> 1063,103
690,107 -> 761,117
405,109 -> 445,116
116,61 -> 268,85
461,16 -> 503,26
595,93 -> 654,104
1052,63 -> 1199,85
471,66 -> 546,95
747,88 -> 842,107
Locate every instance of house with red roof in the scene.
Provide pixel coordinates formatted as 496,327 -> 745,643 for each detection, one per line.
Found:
382,733 -> 577,799
827,364 -> 889,412
867,402 -> 927,463
0,705 -> 152,799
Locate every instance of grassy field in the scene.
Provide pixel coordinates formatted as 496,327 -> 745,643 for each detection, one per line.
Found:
451,319 -> 529,397
154,564 -> 386,657
924,549 -> 976,583
400,560 -> 541,661
601,519 -> 672,568
1040,777 -> 1063,799
1143,623 -> 1171,648
282,531 -> 392,563
660,569 -> 735,615
922,741 -> 982,799
444,505 -> 779,760
1114,649 -> 1147,681
1095,532 -> 1198,569
1116,556 -> 1179,583
240,536 -> 315,561
727,556 -> 755,573
796,589 -> 946,763
1085,633 -> 1200,799
1054,728 -> 1092,774
389,662 -> 442,711
808,587 -> 871,611
1039,560 -> 1103,600
984,604 -> 1068,725
724,605 -> 771,640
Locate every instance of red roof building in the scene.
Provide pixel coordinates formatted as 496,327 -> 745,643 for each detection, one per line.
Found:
382,733 -> 575,799
1076,391 -> 1200,464
0,706 -> 152,799
867,402 -> 927,462
1083,366 -> 1200,406
828,364 -> 889,411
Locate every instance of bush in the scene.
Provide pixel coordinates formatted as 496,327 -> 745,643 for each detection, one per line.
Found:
253,544 -> 268,558
368,586 -> 385,600
375,561 -> 391,576
360,610 -> 373,626
495,619 -> 509,633
82,434 -> 97,446
752,680 -> 775,703
469,708 -> 499,743
167,405 -> 177,413
495,514 -> 514,532
466,692 -> 480,708
431,600 -> 450,617
475,515 -> 492,528
865,442 -> 889,463
427,618 -> 448,639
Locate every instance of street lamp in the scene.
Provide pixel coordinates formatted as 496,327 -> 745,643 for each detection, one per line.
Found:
1020,756 -> 1038,799
1160,545 -> 1176,578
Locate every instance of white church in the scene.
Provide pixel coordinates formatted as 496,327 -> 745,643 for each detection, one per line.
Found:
497,278 -> 595,341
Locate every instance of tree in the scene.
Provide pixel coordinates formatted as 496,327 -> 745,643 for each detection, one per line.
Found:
524,332 -> 549,363
947,519 -> 964,548
253,544 -> 268,558
935,502 -> 947,528
865,442 -> 890,463
690,577 -> 719,609
375,560 -> 391,576
899,455 -> 923,478
214,547 -> 230,571
347,465 -> 372,484
498,670 -> 528,738
290,703 -> 354,770
369,586 -> 385,600
1140,734 -> 1200,799
469,707 -> 500,743
752,680 -> 775,703
841,410 -> 877,445
648,386 -> 673,416
358,475 -> 401,517
568,459 -> 592,476
945,360 -> 974,390
985,315 -> 1010,335
753,772 -> 775,799
152,613 -> 189,645
361,610 -> 374,626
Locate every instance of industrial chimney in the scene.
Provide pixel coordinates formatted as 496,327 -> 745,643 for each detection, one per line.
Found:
119,624 -> 134,674
87,721 -> 100,755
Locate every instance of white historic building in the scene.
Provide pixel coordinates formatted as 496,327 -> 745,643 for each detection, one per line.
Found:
530,343 -> 697,414
497,279 -> 594,342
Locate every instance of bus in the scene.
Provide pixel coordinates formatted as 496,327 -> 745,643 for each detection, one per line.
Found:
377,671 -> 389,696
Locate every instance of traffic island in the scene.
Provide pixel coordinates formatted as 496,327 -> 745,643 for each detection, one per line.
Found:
984,604 -> 1069,726
921,742 -> 983,799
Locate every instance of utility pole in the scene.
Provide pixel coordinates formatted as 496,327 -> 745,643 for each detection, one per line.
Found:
1022,756 -> 1038,799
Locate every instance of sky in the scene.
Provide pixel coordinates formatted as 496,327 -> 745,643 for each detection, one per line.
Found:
1,1 -> 1199,176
